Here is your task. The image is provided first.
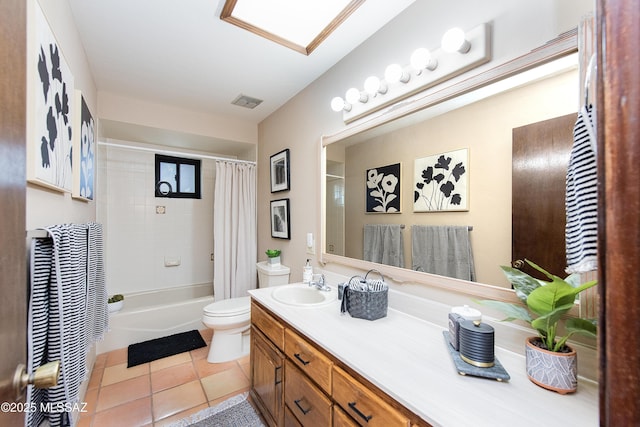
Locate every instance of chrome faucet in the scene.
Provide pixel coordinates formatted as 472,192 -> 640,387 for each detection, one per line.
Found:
309,274 -> 331,292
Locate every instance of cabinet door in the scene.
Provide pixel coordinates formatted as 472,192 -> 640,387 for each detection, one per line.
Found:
251,327 -> 284,427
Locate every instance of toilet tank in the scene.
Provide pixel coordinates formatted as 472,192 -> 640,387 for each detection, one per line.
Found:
256,262 -> 291,288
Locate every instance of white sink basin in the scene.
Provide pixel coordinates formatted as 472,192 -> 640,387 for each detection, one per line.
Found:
271,285 -> 337,307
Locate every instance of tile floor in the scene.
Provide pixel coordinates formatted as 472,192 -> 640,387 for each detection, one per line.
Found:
77,329 -> 253,427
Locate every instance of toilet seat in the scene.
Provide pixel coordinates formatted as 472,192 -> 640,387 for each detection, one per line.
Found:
203,296 -> 250,317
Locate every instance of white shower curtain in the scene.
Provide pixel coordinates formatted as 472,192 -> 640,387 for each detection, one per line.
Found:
213,161 -> 257,300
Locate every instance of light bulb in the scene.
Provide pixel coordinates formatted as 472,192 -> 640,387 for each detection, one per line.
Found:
331,96 -> 349,112
441,27 -> 471,53
345,87 -> 367,104
364,76 -> 387,95
385,64 -> 410,84
410,48 -> 437,72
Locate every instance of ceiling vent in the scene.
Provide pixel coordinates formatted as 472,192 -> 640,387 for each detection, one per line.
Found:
231,94 -> 263,109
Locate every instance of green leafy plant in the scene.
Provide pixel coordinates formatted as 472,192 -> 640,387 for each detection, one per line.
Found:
265,249 -> 281,258
478,259 -> 597,352
108,294 -> 124,304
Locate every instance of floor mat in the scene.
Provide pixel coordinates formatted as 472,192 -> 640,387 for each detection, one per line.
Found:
127,329 -> 206,367
167,393 -> 265,427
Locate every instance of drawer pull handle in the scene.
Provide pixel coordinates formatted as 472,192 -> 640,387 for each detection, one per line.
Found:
294,398 -> 312,415
294,353 -> 310,366
348,402 -> 373,422
274,366 -> 282,385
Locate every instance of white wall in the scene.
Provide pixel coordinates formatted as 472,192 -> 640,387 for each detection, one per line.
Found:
257,0 -> 594,285
97,140 -> 216,295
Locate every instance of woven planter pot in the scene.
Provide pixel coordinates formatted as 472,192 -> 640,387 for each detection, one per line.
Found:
525,336 -> 577,394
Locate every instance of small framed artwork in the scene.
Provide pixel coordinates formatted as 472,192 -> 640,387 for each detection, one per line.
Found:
365,162 -> 401,213
270,149 -> 290,193
27,1 -> 75,192
72,90 -> 95,201
414,148 -> 469,212
270,198 -> 290,239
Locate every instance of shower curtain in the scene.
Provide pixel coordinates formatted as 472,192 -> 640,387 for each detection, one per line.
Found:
213,161 -> 257,299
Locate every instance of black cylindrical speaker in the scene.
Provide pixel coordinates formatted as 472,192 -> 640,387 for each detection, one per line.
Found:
459,319 -> 495,367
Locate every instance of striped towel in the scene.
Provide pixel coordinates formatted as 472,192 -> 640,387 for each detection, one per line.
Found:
565,105 -> 598,273
27,223 -> 108,427
86,223 -> 109,346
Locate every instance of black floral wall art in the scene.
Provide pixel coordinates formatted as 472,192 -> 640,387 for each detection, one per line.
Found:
414,148 -> 469,212
365,163 -> 401,213
28,2 -> 75,191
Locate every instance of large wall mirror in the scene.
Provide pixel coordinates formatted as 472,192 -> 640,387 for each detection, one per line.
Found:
321,31 -> 587,304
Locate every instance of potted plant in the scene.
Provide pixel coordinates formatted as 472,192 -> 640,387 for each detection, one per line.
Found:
265,249 -> 281,266
479,259 -> 597,394
108,294 -> 124,313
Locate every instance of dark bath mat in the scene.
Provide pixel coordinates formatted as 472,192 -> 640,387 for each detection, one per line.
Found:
127,330 -> 206,367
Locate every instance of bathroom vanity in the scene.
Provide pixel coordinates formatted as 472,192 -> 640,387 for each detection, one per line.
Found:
248,283 -> 598,427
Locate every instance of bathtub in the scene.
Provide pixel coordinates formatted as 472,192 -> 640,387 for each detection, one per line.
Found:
96,283 -> 214,354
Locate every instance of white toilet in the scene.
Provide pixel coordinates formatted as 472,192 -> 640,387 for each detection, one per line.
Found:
202,262 -> 290,363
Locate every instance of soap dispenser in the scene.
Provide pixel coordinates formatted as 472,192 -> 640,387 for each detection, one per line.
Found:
303,259 -> 313,283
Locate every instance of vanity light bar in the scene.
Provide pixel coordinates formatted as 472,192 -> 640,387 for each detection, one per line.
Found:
334,23 -> 491,123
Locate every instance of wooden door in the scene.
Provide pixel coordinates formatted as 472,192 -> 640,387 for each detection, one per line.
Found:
512,113 -> 577,279
251,327 -> 284,427
598,1 -> 640,424
0,0 -> 28,424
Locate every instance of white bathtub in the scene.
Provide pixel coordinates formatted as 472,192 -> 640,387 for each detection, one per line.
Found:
96,283 -> 214,354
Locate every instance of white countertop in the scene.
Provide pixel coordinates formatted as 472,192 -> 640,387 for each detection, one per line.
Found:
249,283 -> 598,427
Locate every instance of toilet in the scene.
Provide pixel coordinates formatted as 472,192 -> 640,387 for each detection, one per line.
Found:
202,262 -> 290,363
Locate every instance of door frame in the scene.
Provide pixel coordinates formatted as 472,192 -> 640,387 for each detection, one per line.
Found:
597,0 -> 640,424
0,0 -> 27,425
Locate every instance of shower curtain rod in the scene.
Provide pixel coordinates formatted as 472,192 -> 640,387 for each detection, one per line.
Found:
98,141 -> 256,165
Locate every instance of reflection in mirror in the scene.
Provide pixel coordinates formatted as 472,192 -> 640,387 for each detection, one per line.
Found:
324,52 -> 580,288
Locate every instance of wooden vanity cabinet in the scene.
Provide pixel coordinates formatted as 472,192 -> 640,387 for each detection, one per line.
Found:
250,300 -> 430,427
251,327 -> 285,427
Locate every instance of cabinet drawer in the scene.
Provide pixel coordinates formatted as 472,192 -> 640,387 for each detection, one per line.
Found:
252,301 -> 285,350
285,328 -> 333,393
333,405 -> 358,427
285,360 -> 332,427
332,366 -> 409,427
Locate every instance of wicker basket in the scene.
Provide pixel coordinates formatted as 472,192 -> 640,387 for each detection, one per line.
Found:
340,270 -> 388,321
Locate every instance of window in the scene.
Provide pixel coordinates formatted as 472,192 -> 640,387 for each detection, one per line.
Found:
155,154 -> 201,199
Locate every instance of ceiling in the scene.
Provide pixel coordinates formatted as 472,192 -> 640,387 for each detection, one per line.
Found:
67,0 -> 416,129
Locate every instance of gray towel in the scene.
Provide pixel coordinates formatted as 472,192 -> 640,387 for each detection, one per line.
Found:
411,225 -> 475,281
363,224 -> 405,268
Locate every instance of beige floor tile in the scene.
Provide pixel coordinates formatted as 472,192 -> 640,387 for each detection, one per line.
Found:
87,364 -> 104,390
153,402 -> 209,427
94,352 -> 108,370
237,354 -> 250,365
96,375 -> 151,412
190,344 -> 210,361
200,366 -> 250,402
150,352 -> 192,372
152,380 -> 207,421
105,347 -> 128,367
207,389 -> 250,407
83,387 -> 99,414
194,357 -> 236,378
102,362 -> 149,386
151,362 -> 198,393
92,397 -> 152,427
238,359 -> 251,380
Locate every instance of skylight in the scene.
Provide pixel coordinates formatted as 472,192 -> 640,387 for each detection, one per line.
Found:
220,0 -> 365,55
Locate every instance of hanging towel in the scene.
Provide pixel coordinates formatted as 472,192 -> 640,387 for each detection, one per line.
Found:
86,223 -> 109,346
565,105 -> 598,273
411,225 -> 476,281
363,224 -> 405,268
27,224 -> 91,427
